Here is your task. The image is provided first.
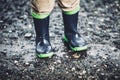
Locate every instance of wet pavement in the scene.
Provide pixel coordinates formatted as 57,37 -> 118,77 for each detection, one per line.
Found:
0,0 -> 120,80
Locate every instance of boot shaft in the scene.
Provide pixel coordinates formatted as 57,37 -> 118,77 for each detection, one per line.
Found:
33,17 -> 50,42
62,12 -> 79,37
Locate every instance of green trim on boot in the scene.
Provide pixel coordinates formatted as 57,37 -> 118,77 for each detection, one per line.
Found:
70,46 -> 88,51
31,11 -> 50,19
37,52 -> 54,58
63,35 -> 88,51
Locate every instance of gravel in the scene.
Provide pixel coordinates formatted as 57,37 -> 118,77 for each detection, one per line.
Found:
0,0 -> 120,80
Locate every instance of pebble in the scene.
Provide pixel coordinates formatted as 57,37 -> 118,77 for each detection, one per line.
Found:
115,64 -> 119,67
115,76 -> 119,79
111,47 -> 117,51
71,67 -> 75,71
79,12 -> 87,17
25,62 -> 29,65
28,24 -> 32,29
8,30 -> 12,33
14,60 -> 18,64
23,15 -> 27,19
97,69 -> 100,72
78,76 -> 82,79
56,60 -> 61,64
102,55 -> 108,59
101,73 -> 105,75
99,18 -> 105,22
88,21 -> 94,25
65,55 -> 69,58
0,20 -> 3,23
24,33 -> 32,38
72,53 -> 80,59
49,66 -> 55,72
65,71 -> 69,74
82,70 -> 86,74
93,65 -> 96,67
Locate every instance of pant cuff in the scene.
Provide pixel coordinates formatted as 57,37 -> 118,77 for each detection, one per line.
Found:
63,5 -> 80,15
31,11 -> 50,19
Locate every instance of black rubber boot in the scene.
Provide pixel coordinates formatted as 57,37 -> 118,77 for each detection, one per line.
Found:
33,16 -> 53,58
62,12 -> 88,51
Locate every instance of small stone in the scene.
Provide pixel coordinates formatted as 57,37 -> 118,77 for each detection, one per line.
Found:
105,18 -> 110,21
49,66 -> 54,72
28,24 -> 32,29
82,70 -> 86,74
79,12 -> 87,17
91,76 -> 95,79
79,72 -> 83,75
71,67 -> 75,71
50,33 -> 54,36
25,62 -> 29,65
53,62 -> 57,64
115,76 -> 119,79
116,3 -> 119,7
56,60 -> 61,63
102,55 -> 108,59
93,65 -> 96,67
24,33 -> 32,38
65,55 -> 69,58
88,21 -> 94,25
99,18 -> 104,22
73,54 -> 80,59
97,69 -> 100,72
72,53 -> 80,59
23,15 -> 27,19
111,47 -> 117,51
0,20 -> 3,23
114,68 -> 117,71
101,73 -> 105,75
104,64 -> 107,68
66,71 -> 69,74
6,72 -> 9,75
14,60 -> 18,64
78,76 -> 82,79
115,64 -> 119,67
106,5 -> 108,8
3,25 -> 7,29
8,30 -> 12,33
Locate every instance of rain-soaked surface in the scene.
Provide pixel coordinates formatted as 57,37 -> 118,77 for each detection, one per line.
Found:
0,0 -> 120,80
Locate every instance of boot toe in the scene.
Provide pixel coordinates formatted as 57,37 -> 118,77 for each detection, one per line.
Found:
36,40 -> 53,58
70,39 -> 88,51
63,35 -> 88,51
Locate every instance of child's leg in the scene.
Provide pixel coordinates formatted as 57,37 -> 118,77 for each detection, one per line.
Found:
57,0 -> 80,14
31,0 -> 55,58
58,0 -> 88,51
31,0 -> 55,19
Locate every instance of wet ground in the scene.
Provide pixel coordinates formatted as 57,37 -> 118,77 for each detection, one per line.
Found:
0,0 -> 120,80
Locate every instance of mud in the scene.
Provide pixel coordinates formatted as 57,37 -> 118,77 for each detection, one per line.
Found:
0,0 -> 120,80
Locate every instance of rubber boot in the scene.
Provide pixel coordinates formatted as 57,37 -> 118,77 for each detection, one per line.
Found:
62,12 -> 88,51
33,16 -> 53,58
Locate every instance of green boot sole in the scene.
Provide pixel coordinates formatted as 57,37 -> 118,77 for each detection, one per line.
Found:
37,52 -> 54,58
63,35 -> 88,51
